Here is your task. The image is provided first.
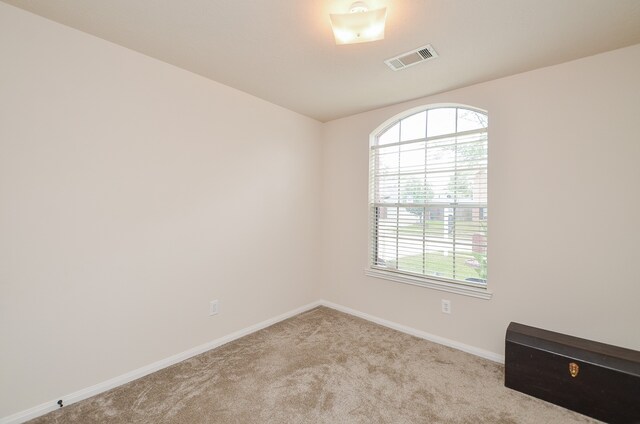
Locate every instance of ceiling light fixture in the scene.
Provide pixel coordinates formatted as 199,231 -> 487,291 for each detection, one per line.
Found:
329,2 -> 387,45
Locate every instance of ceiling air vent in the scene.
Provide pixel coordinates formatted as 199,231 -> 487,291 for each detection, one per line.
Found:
384,44 -> 438,71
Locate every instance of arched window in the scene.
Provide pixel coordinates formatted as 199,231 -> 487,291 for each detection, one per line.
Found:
368,105 -> 490,298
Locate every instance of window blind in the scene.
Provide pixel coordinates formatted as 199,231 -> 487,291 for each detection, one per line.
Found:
369,107 -> 488,287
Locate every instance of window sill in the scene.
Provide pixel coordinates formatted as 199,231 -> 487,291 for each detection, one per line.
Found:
364,268 -> 493,300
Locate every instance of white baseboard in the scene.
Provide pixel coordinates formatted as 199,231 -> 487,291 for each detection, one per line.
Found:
2,298 -> 503,424
0,300 -> 322,424
319,300 -> 505,364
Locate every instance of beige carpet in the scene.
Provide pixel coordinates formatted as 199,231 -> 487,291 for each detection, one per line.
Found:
29,307 -> 600,423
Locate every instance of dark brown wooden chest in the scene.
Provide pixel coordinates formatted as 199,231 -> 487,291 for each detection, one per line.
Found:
505,322 -> 640,423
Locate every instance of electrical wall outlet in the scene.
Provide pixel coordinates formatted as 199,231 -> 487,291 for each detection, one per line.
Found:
441,299 -> 451,314
209,300 -> 219,316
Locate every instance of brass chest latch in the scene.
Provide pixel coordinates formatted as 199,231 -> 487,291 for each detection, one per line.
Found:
569,362 -> 579,378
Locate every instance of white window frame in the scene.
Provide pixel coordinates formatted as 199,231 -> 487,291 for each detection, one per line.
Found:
366,104 -> 492,300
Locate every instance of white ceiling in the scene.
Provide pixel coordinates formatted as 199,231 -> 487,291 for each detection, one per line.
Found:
3,0 -> 640,122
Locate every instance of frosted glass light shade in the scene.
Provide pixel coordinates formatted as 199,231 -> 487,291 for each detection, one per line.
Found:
329,7 -> 387,45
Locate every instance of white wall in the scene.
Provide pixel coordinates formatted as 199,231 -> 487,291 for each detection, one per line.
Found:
0,3 -> 321,417
321,44 -> 640,356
